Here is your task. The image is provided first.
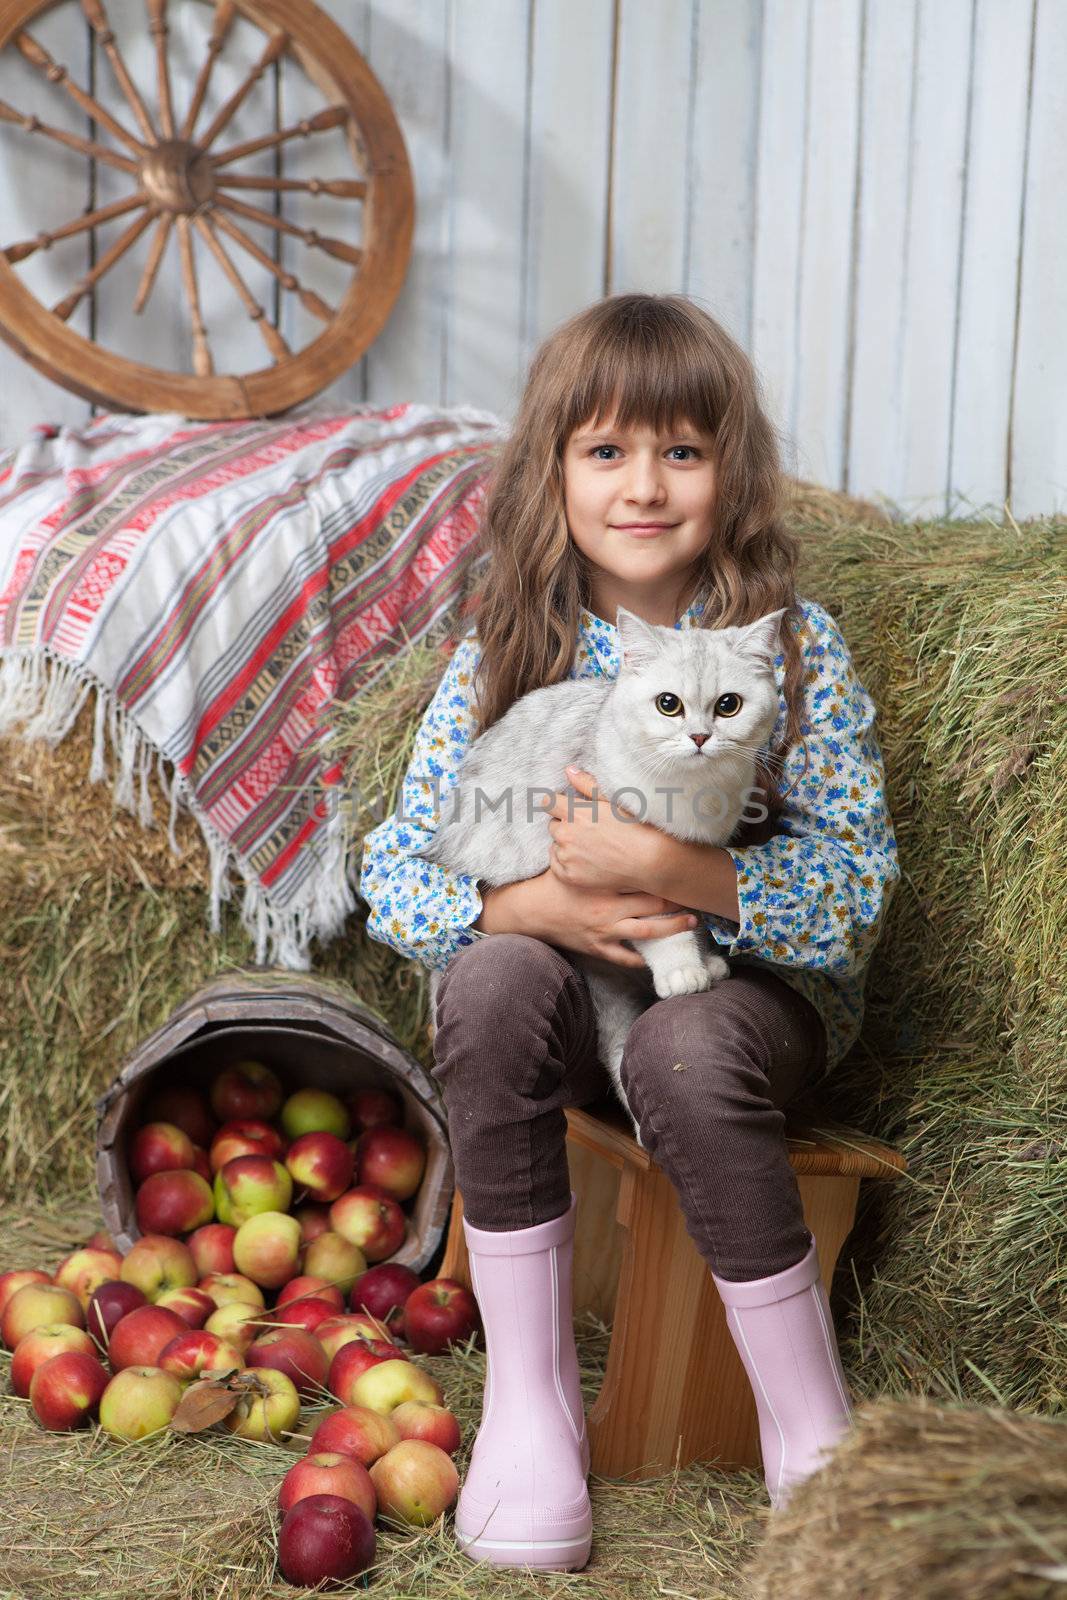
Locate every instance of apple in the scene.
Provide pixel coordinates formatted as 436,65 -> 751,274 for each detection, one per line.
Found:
347,1358 -> 442,1418
293,1203 -> 332,1245
329,1187 -> 406,1264
108,1304 -> 187,1370
301,1233 -> 366,1296
84,1230 -> 117,1254
120,1235 -> 197,1301
277,1275 -> 344,1311
315,1316 -> 384,1364
129,1121 -> 196,1185
369,1439 -> 459,1526
328,1339 -> 408,1406
222,1366 -> 301,1443
349,1263 -> 420,1326
309,1403 -> 400,1466
11,1324 -> 97,1398
30,1350 -> 110,1430
204,1302 -> 265,1352
347,1086 -> 403,1133
272,1298 -> 343,1337
209,1118 -> 286,1173
247,1328 -> 329,1399
142,1084 -> 215,1147
232,1211 -> 301,1290
86,1281 -> 147,1346
197,1272 -> 264,1310
135,1170 -> 214,1236
277,1493 -> 375,1587
279,1452 -> 376,1521
51,1247 -> 124,1310
210,1061 -> 284,1123
187,1223 -> 236,1277
2,1283 -> 84,1349
390,1400 -> 462,1456
190,1146 -> 211,1184
99,1365 -> 183,1440
403,1278 -> 482,1355
214,1155 -> 292,1225
353,1125 -> 425,1202
159,1330 -> 244,1384
0,1269 -> 52,1319
155,1286 -> 215,1329
286,1131 -> 354,1205
281,1088 -> 350,1141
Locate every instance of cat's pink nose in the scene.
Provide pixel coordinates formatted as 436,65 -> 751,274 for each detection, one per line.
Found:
690,733 -> 710,748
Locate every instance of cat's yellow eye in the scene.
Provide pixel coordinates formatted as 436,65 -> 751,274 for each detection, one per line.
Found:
655,692 -> 683,717
716,693 -> 743,717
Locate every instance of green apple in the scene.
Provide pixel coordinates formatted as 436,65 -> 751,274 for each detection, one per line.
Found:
98,1365 -> 183,1440
223,1366 -> 301,1443
281,1089 -> 350,1141
232,1211 -> 301,1290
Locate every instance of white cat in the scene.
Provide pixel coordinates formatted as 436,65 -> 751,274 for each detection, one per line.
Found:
415,605 -> 785,1145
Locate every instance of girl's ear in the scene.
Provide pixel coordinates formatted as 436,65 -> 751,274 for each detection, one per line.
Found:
616,606 -> 663,670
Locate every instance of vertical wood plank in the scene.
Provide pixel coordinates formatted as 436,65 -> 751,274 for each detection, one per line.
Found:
1009,0 -> 1066,518
687,0 -> 762,347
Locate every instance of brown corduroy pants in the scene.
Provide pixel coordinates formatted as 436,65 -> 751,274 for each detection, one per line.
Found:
431,933 -> 828,1282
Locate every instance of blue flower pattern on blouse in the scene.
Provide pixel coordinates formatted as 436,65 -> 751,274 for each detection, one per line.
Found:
358,596 -> 900,1076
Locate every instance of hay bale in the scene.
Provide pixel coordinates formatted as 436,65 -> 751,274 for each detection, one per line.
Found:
741,1396 -> 1067,1600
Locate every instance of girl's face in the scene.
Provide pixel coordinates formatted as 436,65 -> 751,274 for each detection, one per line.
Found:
562,413 -> 717,627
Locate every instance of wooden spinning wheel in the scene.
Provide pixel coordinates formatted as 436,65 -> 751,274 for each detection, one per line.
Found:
0,0 -> 414,418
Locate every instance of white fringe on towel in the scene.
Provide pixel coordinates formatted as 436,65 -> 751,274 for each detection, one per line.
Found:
0,646 -> 360,972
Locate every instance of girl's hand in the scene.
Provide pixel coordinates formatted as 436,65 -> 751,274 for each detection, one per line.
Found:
531,870 -> 698,972
540,766 -> 662,894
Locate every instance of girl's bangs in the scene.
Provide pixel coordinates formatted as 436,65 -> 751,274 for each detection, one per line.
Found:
563,330 -> 719,442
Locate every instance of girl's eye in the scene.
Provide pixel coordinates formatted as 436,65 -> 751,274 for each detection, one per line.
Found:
716,693 -> 743,717
655,692 -> 684,717
590,445 -> 699,461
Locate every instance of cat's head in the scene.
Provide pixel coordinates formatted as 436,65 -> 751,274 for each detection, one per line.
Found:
609,604 -> 786,772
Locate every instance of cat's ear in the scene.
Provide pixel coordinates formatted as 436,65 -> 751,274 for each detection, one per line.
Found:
616,606 -> 663,670
732,608 -> 789,667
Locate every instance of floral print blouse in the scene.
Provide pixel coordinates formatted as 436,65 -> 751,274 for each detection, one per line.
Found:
359,594 -> 900,1076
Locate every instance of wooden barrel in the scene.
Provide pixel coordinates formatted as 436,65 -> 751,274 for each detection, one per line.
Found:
95,970 -> 452,1272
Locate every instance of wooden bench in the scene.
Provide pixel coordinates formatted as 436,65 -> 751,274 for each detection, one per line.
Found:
437,1087 -> 907,1481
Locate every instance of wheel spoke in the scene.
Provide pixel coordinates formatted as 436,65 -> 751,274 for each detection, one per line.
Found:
215,194 -> 363,269
210,105 -> 349,170
145,0 -> 175,139
175,215 -> 214,376
215,174 -> 366,200
0,97 -> 139,174
4,191 -> 146,263
133,211 -> 173,314
210,208 -> 334,323
52,207 -> 158,321
180,0 -> 237,141
195,30 -> 288,152
12,31 -> 148,157
193,215 -> 291,361
80,0 -> 158,145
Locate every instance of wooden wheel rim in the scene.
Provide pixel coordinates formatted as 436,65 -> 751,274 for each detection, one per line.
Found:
0,0 -> 414,418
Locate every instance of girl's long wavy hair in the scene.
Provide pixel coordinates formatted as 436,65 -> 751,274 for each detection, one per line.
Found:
461,293 -> 810,813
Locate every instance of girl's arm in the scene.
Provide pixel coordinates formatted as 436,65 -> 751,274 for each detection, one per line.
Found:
645,839 -> 741,925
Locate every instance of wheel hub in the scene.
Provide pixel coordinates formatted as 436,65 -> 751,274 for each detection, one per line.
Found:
140,140 -> 216,212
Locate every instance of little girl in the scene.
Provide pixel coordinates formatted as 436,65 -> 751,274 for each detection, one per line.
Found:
360,293 -> 900,1571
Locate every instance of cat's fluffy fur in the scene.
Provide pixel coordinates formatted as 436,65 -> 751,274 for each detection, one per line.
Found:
416,605 -> 786,1144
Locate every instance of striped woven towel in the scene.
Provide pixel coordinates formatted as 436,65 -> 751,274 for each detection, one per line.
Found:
0,402 -> 504,967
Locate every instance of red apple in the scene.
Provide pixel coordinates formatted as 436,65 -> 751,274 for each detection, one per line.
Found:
222,1366 -> 301,1442
349,1263 -> 420,1325
135,1169 -> 214,1237
315,1315 -> 385,1364
232,1211 -> 301,1290
368,1439 -> 459,1526
158,1329 -> 244,1384
210,1061 -> 284,1123
187,1223 -> 236,1278
277,1493 -> 375,1587
155,1286 -> 215,1329
403,1278 -> 482,1355
209,1118 -> 287,1173
277,1275 -> 344,1311
86,1281 -> 147,1346
309,1403 -> 400,1466
2,1283 -> 84,1349
353,1125 -> 425,1202
279,1452 -> 376,1522
347,1086 -> 403,1133
286,1131 -> 354,1205
293,1203 -> 332,1245
30,1350 -> 109,1430
329,1187 -> 406,1264
197,1272 -> 264,1310
84,1230 -> 117,1254
128,1121 -> 195,1185
247,1328 -> 328,1399
120,1235 -> 197,1301
302,1233 -> 366,1296
99,1365 -> 183,1440
347,1358 -> 442,1417
108,1304 -> 187,1370
0,1269 -> 52,1319
11,1323 -> 97,1398
329,1339 -> 408,1406
214,1155 -> 291,1225
52,1248 -> 124,1309
141,1084 -> 215,1147
390,1400 -> 462,1455
272,1297 -> 343,1337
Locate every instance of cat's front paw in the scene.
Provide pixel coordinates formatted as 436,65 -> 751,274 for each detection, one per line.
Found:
653,962 -> 712,999
704,954 -> 730,982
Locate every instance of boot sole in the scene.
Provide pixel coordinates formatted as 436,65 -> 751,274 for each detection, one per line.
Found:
455,1528 -> 592,1571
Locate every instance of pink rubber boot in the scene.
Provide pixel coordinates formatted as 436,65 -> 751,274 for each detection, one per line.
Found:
712,1231 -> 854,1511
454,1191 -> 593,1570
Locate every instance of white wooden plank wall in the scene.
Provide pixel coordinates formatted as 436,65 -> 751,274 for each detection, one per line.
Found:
0,0 -> 1059,520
